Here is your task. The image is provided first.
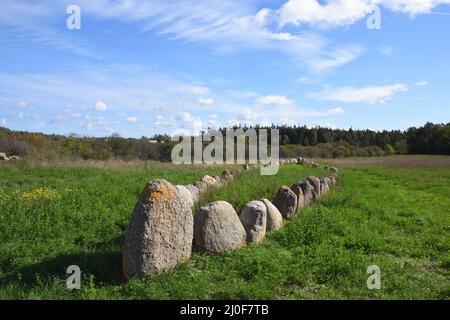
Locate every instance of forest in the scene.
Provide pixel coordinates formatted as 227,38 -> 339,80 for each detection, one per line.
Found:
0,122 -> 449,161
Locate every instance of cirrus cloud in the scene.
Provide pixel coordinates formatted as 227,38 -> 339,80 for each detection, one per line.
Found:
312,83 -> 409,104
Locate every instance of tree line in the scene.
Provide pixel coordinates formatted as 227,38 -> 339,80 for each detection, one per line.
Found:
0,122 -> 448,161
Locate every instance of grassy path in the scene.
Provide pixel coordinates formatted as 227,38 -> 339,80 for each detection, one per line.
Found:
0,162 -> 448,299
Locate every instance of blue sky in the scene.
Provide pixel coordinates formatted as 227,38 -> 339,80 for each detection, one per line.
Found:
0,0 -> 449,138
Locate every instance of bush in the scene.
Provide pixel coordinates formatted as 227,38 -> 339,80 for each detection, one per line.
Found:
0,136 -> 29,156
333,145 -> 351,158
384,144 -> 395,156
368,146 -> 384,157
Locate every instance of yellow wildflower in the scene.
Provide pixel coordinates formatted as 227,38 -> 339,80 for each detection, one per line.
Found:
21,187 -> 62,202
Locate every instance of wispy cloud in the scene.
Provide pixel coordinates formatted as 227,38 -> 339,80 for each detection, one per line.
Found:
311,83 -> 409,103
256,95 -> 293,106
415,81 -> 428,87
198,98 -> 214,106
0,0 -> 365,72
0,0 -> 100,58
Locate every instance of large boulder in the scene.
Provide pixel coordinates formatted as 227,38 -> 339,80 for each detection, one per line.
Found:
299,181 -> 316,206
272,186 -> 298,219
193,201 -> 246,253
213,175 -> 223,186
175,185 -> 194,208
261,199 -> 283,231
123,179 -> 193,278
290,182 -> 305,211
239,201 -> 267,243
307,176 -> 321,198
328,176 -> 336,188
201,175 -> 219,188
324,177 -> 332,190
319,178 -> 330,195
195,181 -> 209,195
185,184 -> 200,203
221,169 -> 233,181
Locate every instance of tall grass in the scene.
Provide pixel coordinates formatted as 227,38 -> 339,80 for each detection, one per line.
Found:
0,161 -> 448,299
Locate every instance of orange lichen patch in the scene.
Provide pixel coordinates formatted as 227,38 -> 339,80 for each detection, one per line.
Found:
145,180 -> 174,202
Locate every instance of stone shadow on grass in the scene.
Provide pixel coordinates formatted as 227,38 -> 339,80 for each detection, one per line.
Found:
0,235 -> 126,288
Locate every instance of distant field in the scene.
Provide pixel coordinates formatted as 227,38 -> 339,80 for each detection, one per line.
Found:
317,155 -> 450,169
0,158 -> 449,299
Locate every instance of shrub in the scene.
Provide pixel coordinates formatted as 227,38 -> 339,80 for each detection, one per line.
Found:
384,144 -> 395,156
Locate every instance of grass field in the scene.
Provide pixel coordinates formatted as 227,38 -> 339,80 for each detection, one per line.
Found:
0,157 -> 449,299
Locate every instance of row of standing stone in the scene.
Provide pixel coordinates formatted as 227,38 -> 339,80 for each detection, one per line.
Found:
193,167 -> 339,253
122,168 -> 239,278
122,159 -> 338,279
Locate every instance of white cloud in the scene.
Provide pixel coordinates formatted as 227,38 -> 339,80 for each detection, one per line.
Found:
379,0 -> 450,16
255,8 -> 272,25
277,0 -> 450,28
2,0 -> 450,77
127,116 -> 138,123
94,100 -> 108,111
256,95 -> 293,106
206,114 -> 220,129
313,83 -> 409,103
415,81 -> 428,87
0,118 -> 7,126
309,44 -> 364,72
82,115 -> 107,130
278,0 -> 374,28
198,98 -> 214,106
175,112 -> 204,134
18,101 -> 28,107
0,1 -> 368,73
50,112 -> 81,126
270,32 -> 299,41
221,103 -> 346,128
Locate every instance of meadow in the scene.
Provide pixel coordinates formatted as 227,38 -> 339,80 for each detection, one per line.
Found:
0,156 -> 449,299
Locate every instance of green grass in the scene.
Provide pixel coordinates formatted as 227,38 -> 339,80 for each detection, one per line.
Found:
0,161 -> 449,299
